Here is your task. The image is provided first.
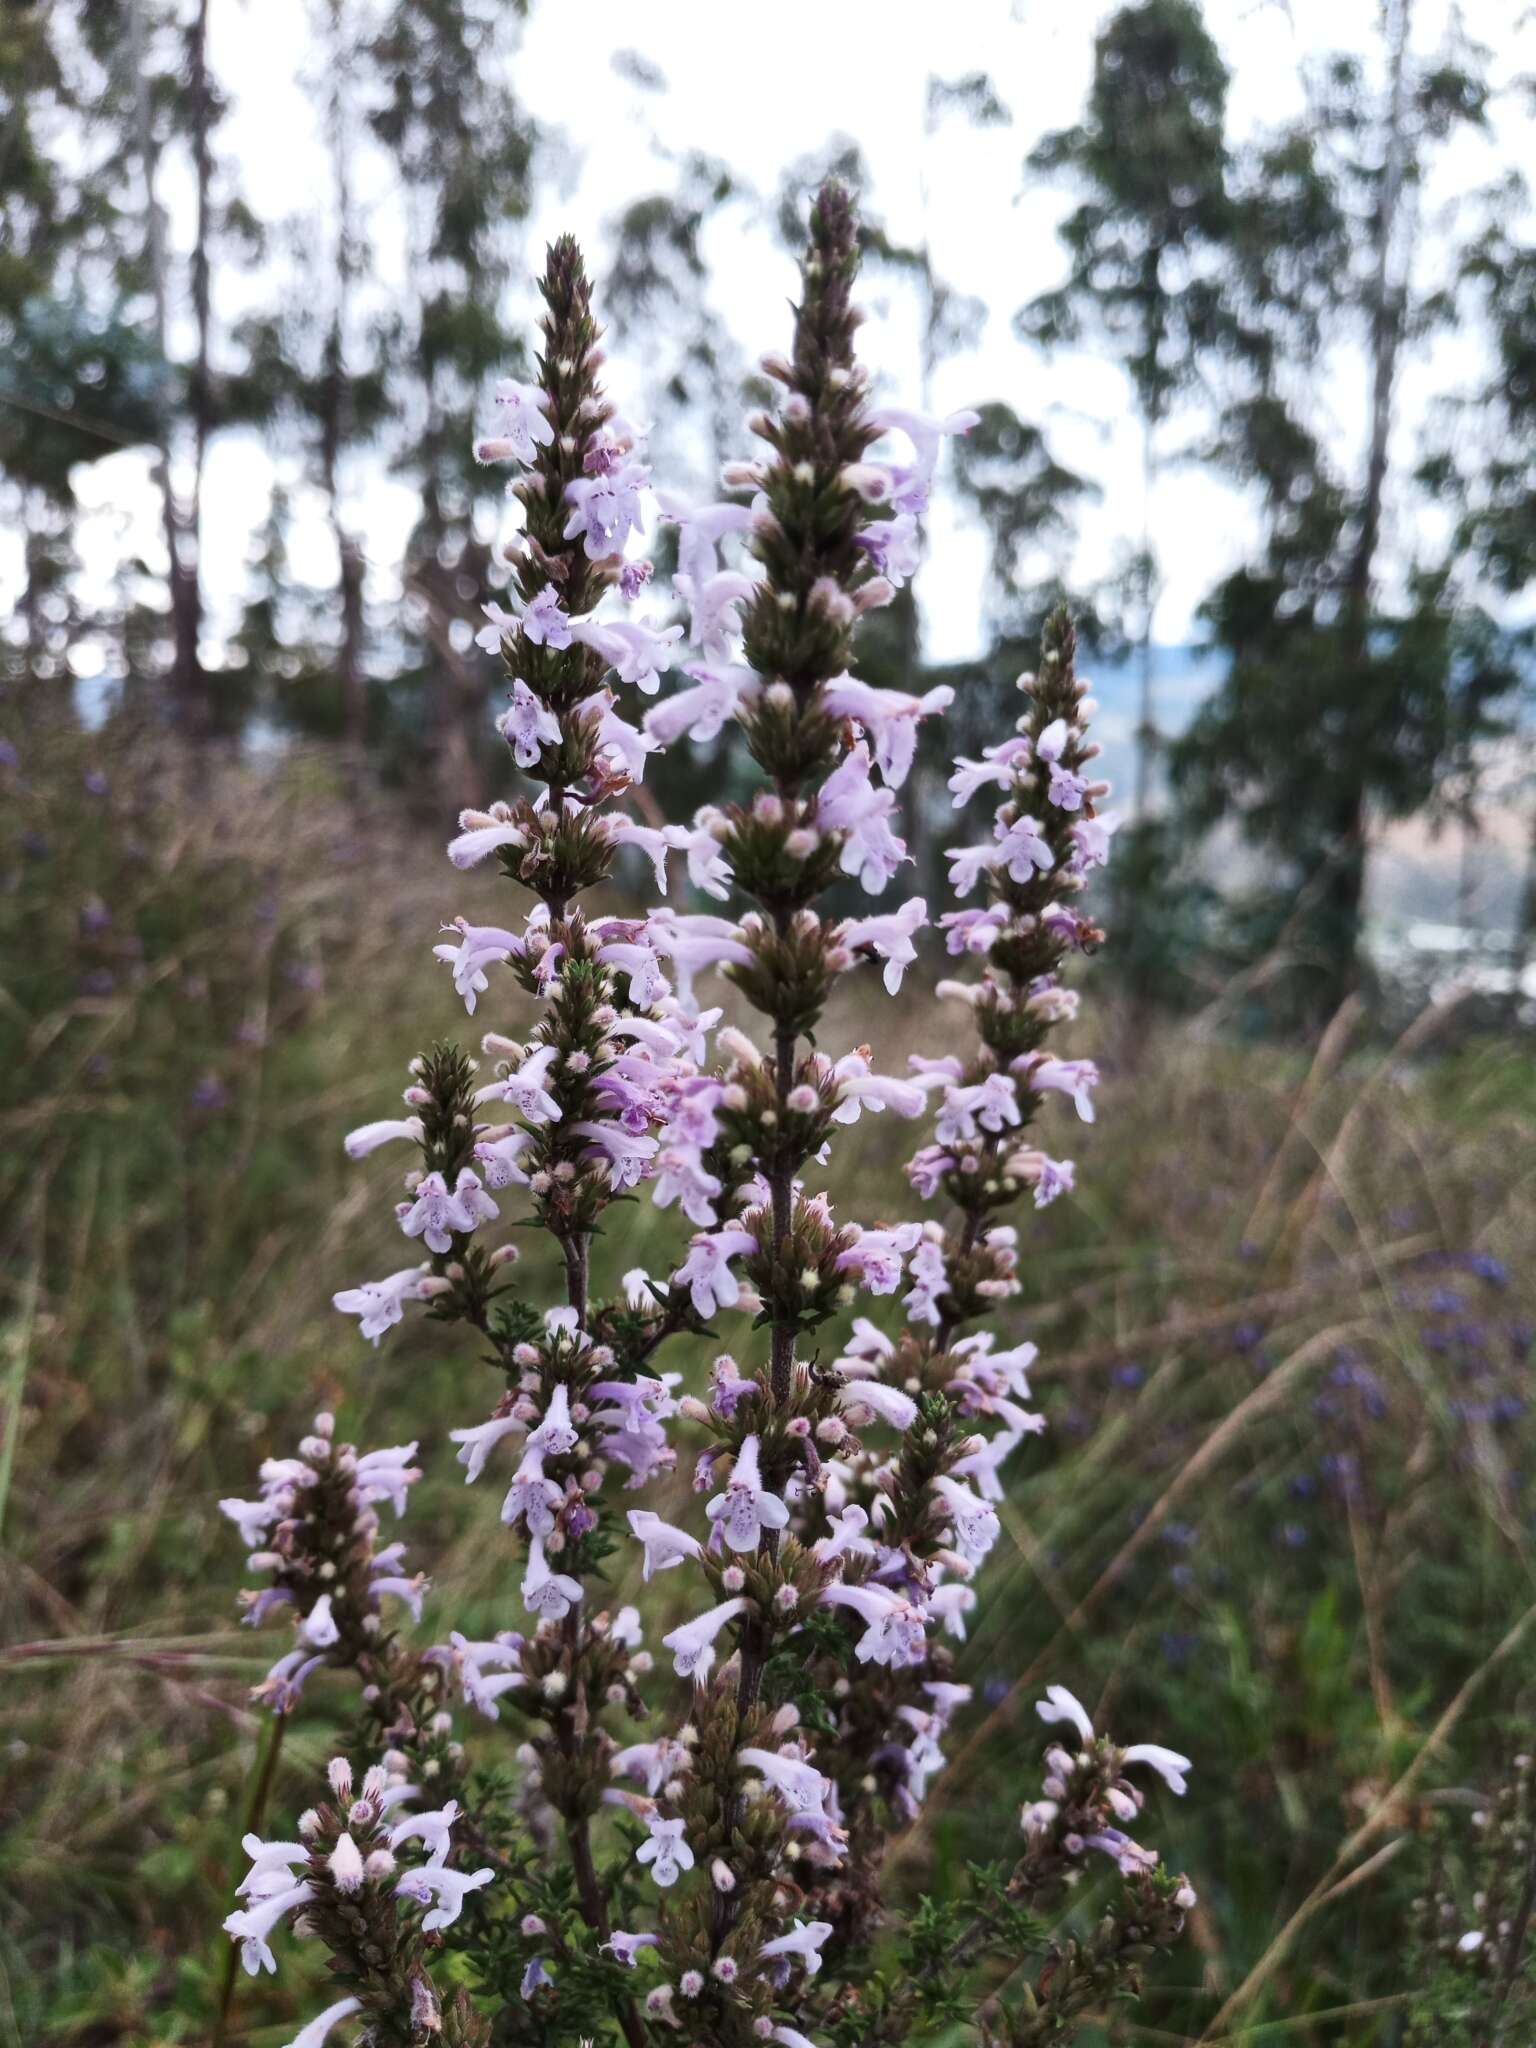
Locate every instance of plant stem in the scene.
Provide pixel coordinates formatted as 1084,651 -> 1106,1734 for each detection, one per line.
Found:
211,1711 -> 287,2048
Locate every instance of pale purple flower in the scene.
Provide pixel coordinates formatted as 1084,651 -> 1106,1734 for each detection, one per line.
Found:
836,1222 -> 924,1296
952,1430 -> 1026,1503
1036,718 -> 1088,810
664,821 -> 732,899
709,1354 -> 758,1417
644,661 -> 753,746
652,1148 -> 723,1227
279,1996 -> 362,2048
904,1237 -> 949,1326
926,1581 -> 977,1640
1035,1683 -> 1095,1746
627,1508 -> 703,1580
300,1593 -> 339,1647
564,461 -> 648,560
933,1475 -> 1001,1564
949,737 -> 1030,805
759,1916 -> 834,1978
609,820 -> 671,893
573,1117 -> 658,1190
1028,1056 -> 1100,1123
395,1861 -> 495,1932
522,585 -> 573,648
437,1631 -> 524,1719
706,1432 -> 789,1551
571,614 -> 682,695
662,1595 -> 747,1682
655,492 -> 754,584
352,1442 -> 421,1515
636,1813 -> 694,1887
677,568 -> 755,656
474,1127 -> 534,1188
829,1049 -> 928,1124
586,691 -> 657,781
1122,1743 -> 1194,1796
597,937 -> 671,1008
521,1534 -> 583,1621
612,1735 -> 692,1796
502,1449 -> 562,1535
939,905 -> 1010,955
854,510 -> 922,587
342,1114 -> 428,1163
936,1072 -> 1020,1147
815,742 -> 908,892
994,812 -> 1054,880
526,1382 -> 577,1457
846,1315 -> 895,1363
604,1931 -> 661,1968
813,1503 -> 877,1563
1070,813 -> 1119,870
327,1832 -> 364,1893
497,679 -> 562,768
332,1266 -> 426,1345
398,1169 -> 485,1254
447,812 -> 526,870
1018,1149 -> 1075,1208
836,1374 -> 918,1430
905,1143 -> 956,1199
645,911 -> 751,1000
223,1880 -> 316,1976
823,674 -> 953,789
485,377 -> 554,462
841,897 -> 926,994
1083,1826 -> 1160,1875
868,404 -> 981,479
234,1833 -> 310,1896
821,1582 -> 928,1668
674,1225 -> 755,1319
945,842 -> 995,897
433,919 -> 519,1012
491,1042 -> 562,1124
452,1167 -> 499,1229
474,600 -> 519,654
951,1332 -> 1039,1401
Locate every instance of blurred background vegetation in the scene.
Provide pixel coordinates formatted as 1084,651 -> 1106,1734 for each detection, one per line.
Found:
4,1 -> 1536,2043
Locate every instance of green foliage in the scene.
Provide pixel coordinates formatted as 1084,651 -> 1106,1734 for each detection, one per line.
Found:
6,733 -> 1536,2042
1020,0 -> 1232,422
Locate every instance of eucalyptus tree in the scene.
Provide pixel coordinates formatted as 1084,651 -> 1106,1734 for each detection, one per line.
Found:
362,0 -> 540,811
1450,174 -> 1536,998
0,6 -> 167,707
1172,0 -> 1520,1028
1020,0 -> 1232,821
225,0 -> 394,763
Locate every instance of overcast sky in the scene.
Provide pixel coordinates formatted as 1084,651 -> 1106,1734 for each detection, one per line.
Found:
29,0 -> 1536,681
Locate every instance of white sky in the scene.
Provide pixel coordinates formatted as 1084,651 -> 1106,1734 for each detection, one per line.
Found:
24,0 -> 1536,680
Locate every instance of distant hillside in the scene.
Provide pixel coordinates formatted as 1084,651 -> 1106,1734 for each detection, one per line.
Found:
1088,644 -> 1533,942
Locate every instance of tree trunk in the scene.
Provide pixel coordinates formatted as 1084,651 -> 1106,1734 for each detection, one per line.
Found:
414,479 -> 483,817
127,0 -> 207,732
1133,413 -> 1158,823
1508,779 -> 1536,1022
321,15 -> 370,790
1326,0 -> 1413,1019
185,0 -> 213,718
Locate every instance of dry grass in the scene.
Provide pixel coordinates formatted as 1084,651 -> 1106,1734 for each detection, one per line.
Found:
3,728 -> 1535,2043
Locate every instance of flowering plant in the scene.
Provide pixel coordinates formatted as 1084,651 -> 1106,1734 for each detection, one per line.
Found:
218,184 -> 1194,2048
